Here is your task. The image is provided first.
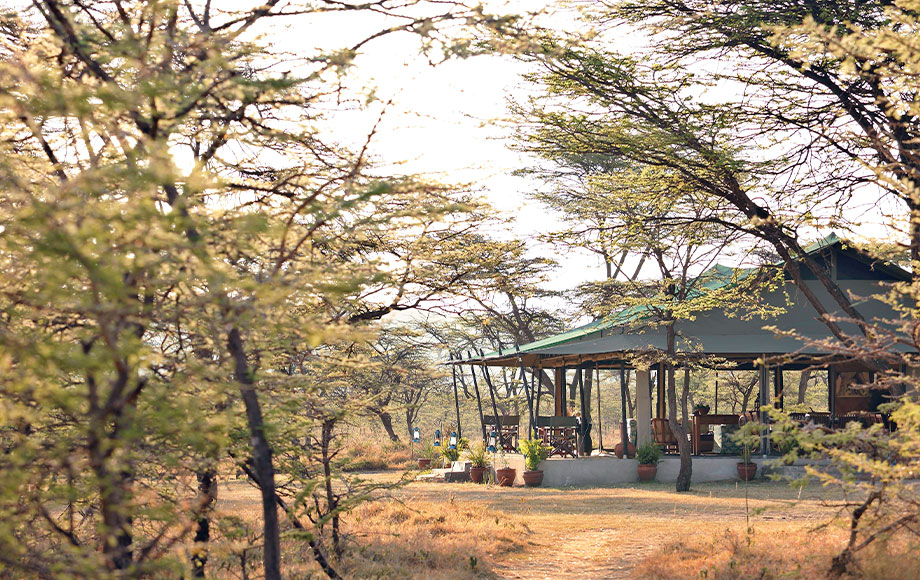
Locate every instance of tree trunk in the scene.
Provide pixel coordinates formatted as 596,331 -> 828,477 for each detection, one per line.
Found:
625,369 -> 635,417
321,419 -> 342,557
374,409 -> 400,442
666,326 -> 692,492
582,367 -> 593,436
192,469 -> 217,578
86,386 -> 134,571
227,326 -> 282,580
797,369 -> 812,405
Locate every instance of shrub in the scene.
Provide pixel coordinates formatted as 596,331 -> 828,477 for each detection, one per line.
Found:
465,441 -> 489,468
636,440 -> 661,465
440,444 -> 461,464
519,438 -> 549,471
419,441 -> 439,461
340,439 -> 413,472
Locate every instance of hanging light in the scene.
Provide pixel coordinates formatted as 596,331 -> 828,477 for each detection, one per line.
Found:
487,429 -> 497,452
412,427 -> 420,443
448,431 -> 458,449
433,429 -> 441,447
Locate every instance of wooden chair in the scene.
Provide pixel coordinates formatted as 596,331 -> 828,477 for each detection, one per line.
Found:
535,416 -> 578,458
483,415 -> 520,452
651,418 -> 678,453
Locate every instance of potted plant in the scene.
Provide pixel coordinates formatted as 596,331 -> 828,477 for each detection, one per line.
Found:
465,441 -> 489,483
493,449 -> 516,487
439,442 -> 461,468
694,403 -> 711,415
519,438 -> 549,487
636,439 -> 661,482
417,442 -> 437,470
733,420 -> 760,481
614,441 -> 636,458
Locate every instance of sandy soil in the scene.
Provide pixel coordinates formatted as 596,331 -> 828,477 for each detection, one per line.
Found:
389,480 -> 841,579
215,475 -> 843,579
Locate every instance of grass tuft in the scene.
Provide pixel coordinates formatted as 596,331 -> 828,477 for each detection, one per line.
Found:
339,498 -> 532,578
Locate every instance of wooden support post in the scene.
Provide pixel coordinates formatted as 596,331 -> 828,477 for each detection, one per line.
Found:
535,367 -> 543,419
467,352 -> 487,444
578,367 -> 591,455
636,368 -> 652,448
829,366 -> 837,418
657,363 -> 666,419
478,357 -> 503,446
555,367 -> 565,416
759,360 -> 769,456
714,371 -> 719,415
518,360 -> 535,439
619,364 -> 629,458
774,365 -> 784,411
595,365 -> 603,452
450,354 -> 462,440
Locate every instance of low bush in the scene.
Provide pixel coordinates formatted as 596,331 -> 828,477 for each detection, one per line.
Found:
636,440 -> 661,465
634,527 -> 920,579
339,498 -> 532,579
340,439 -> 413,472
634,528 -> 839,579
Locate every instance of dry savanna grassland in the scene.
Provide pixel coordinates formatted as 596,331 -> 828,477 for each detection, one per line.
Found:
212,463 -> 920,580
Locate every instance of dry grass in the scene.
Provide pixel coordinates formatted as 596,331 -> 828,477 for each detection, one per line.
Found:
338,498 -> 532,579
634,528 -> 920,580
634,528 -> 841,579
339,439 -> 413,472
212,475 -> 914,579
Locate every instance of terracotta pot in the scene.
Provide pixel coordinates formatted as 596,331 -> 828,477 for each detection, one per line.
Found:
417,458 -> 431,470
522,470 -> 544,487
614,442 -> 636,458
470,466 -> 487,483
737,462 -> 757,481
637,463 -> 657,482
495,467 -> 516,487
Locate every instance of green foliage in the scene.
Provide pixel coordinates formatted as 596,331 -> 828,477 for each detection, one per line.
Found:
465,441 -> 490,468
765,401 -> 920,575
420,442 -> 440,462
440,445 -> 461,464
732,419 -> 763,465
0,1 -> 529,577
636,439 -> 662,465
519,438 -> 549,471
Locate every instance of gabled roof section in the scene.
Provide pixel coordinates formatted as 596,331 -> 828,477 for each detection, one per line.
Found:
455,233 -> 910,366
466,252 -> 757,362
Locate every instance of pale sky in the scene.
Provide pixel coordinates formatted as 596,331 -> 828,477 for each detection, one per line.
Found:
266,1 -> 606,292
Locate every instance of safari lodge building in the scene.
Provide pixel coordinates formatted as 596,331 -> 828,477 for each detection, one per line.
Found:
454,235 -> 910,486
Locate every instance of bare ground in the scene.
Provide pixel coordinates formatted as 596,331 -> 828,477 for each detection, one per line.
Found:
389,480 -> 842,579
215,475 -> 845,579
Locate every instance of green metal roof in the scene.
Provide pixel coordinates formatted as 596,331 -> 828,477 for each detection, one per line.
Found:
461,233 -> 909,364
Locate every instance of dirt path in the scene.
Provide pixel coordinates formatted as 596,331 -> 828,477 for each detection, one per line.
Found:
492,526 -> 652,579
382,479 -> 841,580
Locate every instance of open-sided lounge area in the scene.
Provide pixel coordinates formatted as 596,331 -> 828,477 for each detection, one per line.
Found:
446,236 -> 910,484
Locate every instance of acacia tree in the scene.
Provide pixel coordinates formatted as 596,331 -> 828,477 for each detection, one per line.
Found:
0,1 -> 534,578
524,1 -> 920,572
606,0 -> 920,267
528,166 -> 765,489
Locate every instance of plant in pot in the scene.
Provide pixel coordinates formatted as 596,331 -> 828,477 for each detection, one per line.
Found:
417,442 -> 437,470
519,438 -> 549,487
493,449 -> 516,487
465,441 -> 489,483
694,403 -> 711,416
439,442 -> 461,468
733,419 -> 760,481
635,439 -> 661,482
